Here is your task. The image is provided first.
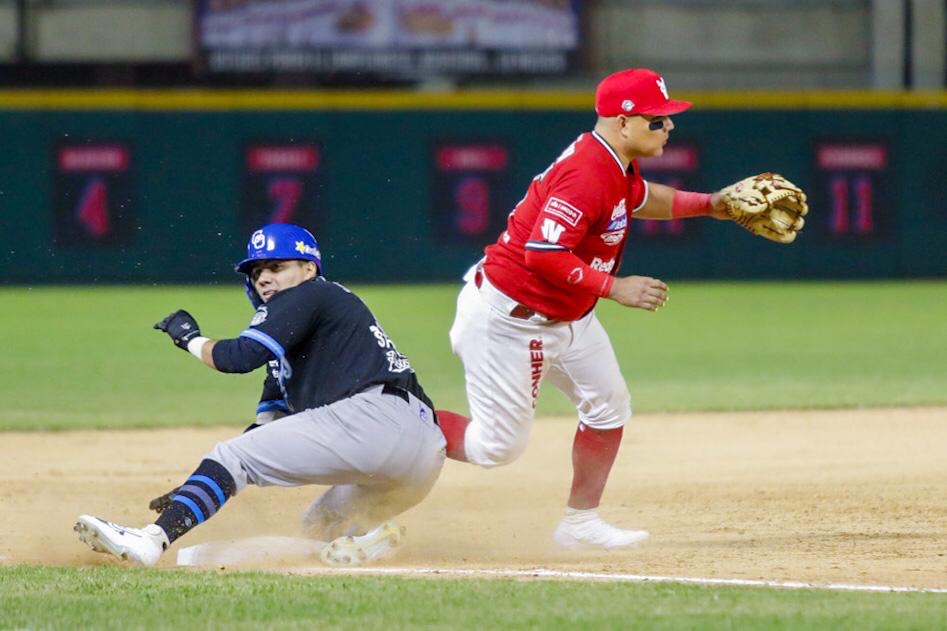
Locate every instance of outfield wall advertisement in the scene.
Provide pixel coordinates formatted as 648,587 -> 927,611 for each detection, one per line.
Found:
195,0 -> 581,76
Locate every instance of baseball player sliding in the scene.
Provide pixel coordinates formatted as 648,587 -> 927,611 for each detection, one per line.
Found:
75,224 -> 446,566
436,68 -> 807,549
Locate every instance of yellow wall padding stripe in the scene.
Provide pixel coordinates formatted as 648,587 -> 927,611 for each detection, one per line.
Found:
0,89 -> 945,111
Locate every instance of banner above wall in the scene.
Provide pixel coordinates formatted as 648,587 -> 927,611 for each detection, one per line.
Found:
194,0 -> 581,77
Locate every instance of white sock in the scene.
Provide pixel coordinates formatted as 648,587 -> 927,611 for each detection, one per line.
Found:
562,507 -> 599,524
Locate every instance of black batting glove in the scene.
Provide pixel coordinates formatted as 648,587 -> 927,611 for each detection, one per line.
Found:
154,309 -> 202,350
148,487 -> 179,513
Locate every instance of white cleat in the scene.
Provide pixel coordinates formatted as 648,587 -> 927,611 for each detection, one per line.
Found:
319,521 -> 406,567
553,512 -> 650,550
74,515 -> 169,567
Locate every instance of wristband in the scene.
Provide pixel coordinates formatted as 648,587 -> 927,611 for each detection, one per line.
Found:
671,190 -> 712,218
187,336 -> 210,360
599,273 -> 615,298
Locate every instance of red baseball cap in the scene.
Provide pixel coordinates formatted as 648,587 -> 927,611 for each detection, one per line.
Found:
595,68 -> 692,117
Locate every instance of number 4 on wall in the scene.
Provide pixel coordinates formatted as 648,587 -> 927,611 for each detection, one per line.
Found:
830,174 -> 874,236
76,177 -> 110,238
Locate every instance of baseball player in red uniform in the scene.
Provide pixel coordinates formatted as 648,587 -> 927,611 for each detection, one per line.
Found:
436,68 -> 736,549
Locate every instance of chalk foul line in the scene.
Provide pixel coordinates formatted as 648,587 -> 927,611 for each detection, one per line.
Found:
293,566 -> 947,594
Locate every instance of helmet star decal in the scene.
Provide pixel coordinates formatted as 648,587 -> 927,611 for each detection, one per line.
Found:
295,240 -> 320,257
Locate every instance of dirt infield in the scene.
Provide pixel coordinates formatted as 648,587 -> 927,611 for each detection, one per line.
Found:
2,408 -> 945,588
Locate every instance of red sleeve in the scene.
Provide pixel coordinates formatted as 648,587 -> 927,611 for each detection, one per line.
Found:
524,249 -> 614,298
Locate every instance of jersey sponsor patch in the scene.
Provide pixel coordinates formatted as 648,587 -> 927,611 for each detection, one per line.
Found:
540,218 -> 566,244
543,197 -> 583,227
606,199 -> 628,232
606,214 -> 628,232
590,257 -> 616,273
601,230 -> 625,246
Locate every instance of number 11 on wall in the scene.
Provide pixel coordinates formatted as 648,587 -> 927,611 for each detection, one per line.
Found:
815,142 -> 891,240
830,174 -> 874,236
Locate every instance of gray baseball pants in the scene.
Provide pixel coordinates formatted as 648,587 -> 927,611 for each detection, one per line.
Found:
206,385 -> 446,540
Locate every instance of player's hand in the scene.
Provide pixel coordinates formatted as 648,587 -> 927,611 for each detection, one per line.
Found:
154,309 -> 202,350
607,275 -> 669,311
708,192 -> 731,220
148,487 -> 179,513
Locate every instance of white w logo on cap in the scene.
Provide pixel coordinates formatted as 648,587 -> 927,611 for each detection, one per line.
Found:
656,77 -> 669,100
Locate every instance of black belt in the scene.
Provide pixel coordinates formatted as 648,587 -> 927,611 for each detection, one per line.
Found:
474,268 -> 556,323
381,383 -> 439,426
381,383 -> 410,403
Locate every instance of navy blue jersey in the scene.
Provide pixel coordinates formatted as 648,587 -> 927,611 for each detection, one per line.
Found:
212,277 -> 434,414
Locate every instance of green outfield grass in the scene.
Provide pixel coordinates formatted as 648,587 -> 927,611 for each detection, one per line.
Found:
4,281 -> 946,629
0,566 -> 944,631
2,281 -> 945,431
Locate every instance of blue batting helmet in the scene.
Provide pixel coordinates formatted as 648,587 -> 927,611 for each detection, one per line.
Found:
235,224 -> 322,307
235,224 -> 322,275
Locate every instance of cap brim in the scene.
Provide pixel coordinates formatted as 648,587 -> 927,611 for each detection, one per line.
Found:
638,99 -> 692,116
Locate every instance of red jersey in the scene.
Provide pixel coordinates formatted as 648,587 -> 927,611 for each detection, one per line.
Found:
483,131 -> 648,321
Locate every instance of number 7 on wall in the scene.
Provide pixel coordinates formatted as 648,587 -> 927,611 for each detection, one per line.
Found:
267,176 -> 303,224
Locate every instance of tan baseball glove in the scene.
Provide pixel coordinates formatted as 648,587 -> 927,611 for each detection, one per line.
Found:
719,173 -> 808,243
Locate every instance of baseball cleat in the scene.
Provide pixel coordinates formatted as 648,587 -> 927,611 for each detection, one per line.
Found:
553,514 -> 650,550
319,521 -> 405,566
74,515 -> 169,567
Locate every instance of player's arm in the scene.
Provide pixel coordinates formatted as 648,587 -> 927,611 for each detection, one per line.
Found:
521,184 -> 616,297
634,181 -> 729,220
525,249 -> 614,296
251,372 -> 289,428
522,180 -> 671,311
525,243 -> 671,312
154,309 -> 270,372
520,174 -> 669,311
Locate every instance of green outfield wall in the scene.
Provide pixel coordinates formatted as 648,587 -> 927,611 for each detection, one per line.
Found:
1,90 -> 944,284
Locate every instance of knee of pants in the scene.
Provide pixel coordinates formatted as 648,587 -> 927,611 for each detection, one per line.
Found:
466,427 -> 529,468
205,441 -> 250,492
579,389 -> 632,430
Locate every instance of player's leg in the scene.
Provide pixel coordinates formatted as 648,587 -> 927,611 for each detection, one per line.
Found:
301,388 -> 446,564
75,401 -> 374,566
75,457 -> 237,567
301,482 -> 427,566
445,275 -> 564,467
305,464 -> 441,566
545,312 -> 648,549
301,392 -> 445,540
75,386 -> 441,566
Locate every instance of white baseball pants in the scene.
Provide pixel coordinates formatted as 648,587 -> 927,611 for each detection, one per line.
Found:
449,267 -> 632,468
